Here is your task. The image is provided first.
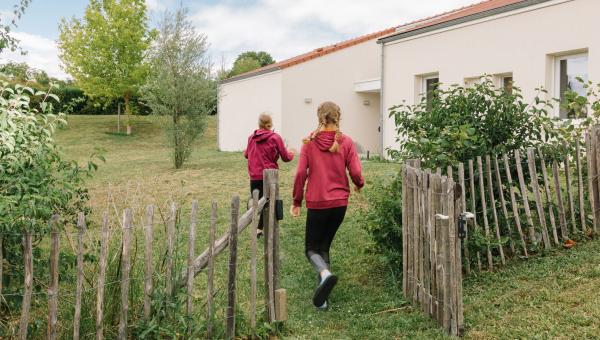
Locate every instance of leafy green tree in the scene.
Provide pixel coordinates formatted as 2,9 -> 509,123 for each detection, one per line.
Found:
142,8 -> 217,169
228,50 -> 275,77
58,0 -> 152,133
0,0 -> 31,53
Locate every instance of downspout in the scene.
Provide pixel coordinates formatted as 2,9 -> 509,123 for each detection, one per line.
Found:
379,41 -> 386,158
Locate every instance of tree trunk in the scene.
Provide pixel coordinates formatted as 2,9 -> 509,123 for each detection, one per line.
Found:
124,93 -> 132,135
173,113 -> 181,168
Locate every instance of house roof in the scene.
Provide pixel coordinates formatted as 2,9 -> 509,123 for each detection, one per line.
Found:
220,26 -> 397,84
379,0 -> 551,44
221,0 -> 548,84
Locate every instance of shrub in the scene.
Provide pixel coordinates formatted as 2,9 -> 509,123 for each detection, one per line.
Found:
0,81 -> 101,316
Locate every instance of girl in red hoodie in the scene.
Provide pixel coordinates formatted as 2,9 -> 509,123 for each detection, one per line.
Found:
291,102 -> 364,309
245,113 -> 295,236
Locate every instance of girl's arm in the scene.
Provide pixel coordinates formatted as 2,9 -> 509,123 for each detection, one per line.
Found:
346,141 -> 365,189
292,144 -> 309,207
275,134 -> 294,162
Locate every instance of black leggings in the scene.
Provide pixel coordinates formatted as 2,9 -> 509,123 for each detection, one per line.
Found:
250,180 -> 264,229
305,206 -> 347,273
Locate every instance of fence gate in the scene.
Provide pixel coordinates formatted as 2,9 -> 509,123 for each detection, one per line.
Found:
402,163 -> 464,336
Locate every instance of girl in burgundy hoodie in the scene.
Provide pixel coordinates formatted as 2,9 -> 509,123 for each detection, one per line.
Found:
245,113 -> 295,235
291,102 -> 364,309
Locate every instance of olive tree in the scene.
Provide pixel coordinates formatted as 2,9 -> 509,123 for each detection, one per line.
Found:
142,8 -> 216,169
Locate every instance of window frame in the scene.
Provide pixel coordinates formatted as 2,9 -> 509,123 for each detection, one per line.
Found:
421,74 -> 440,109
554,52 -> 589,118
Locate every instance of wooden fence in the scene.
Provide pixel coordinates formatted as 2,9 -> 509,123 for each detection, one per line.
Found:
1,169 -> 286,339
402,163 -> 464,336
402,125 -> 600,336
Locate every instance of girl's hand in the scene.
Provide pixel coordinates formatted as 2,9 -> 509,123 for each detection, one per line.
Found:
354,185 -> 362,193
290,205 -> 301,217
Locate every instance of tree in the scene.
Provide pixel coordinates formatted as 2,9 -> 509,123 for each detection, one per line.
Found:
228,50 -> 275,77
0,0 -> 31,53
58,0 -> 152,133
142,8 -> 216,169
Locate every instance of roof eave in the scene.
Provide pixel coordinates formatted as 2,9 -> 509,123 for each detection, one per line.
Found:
378,0 -> 553,45
219,66 -> 282,85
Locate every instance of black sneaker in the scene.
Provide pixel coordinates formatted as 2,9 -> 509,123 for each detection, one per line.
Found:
312,274 -> 337,307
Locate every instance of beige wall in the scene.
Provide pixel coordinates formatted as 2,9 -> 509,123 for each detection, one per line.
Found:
382,0 -> 600,152
218,71 -> 282,151
281,40 -> 383,154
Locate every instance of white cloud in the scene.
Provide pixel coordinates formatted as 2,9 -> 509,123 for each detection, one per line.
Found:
191,0 -> 479,67
0,31 -> 67,79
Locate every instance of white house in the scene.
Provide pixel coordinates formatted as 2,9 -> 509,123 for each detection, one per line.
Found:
218,0 -> 599,156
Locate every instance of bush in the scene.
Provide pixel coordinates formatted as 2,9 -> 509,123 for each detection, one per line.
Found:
0,81 -> 101,316
387,77 -> 556,169
361,171 -> 403,270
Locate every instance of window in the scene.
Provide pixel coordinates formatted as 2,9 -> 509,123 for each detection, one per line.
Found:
501,75 -> 513,94
555,53 -> 588,118
464,77 -> 483,88
421,75 -> 439,110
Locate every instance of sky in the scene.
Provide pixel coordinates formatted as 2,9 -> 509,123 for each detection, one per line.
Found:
0,0 -> 480,79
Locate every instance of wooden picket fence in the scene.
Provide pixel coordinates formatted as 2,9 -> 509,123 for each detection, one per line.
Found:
2,169 -> 286,339
402,125 -> 600,336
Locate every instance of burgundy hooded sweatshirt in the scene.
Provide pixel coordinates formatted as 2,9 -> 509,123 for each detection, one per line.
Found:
244,129 -> 294,180
293,131 -> 364,209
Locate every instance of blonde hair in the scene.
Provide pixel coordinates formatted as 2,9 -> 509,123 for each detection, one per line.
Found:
258,113 -> 273,130
303,101 -> 342,152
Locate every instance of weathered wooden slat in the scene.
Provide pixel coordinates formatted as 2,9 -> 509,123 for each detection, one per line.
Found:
412,171 -> 420,304
485,155 -> 506,265
74,212 -> 86,340
118,209 -> 133,340
493,156 -> 516,255
426,170 -> 435,315
206,202 -> 217,339
576,139 -> 587,234
585,130 -> 598,235
144,205 -> 154,320
96,212 -> 110,340
515,150 -> 536,244
249,190 -> 260,333
458,163 -> 471,274
442,177 -> 451,330
538,148 -> 559,245
186,200 -> 198,331
527,148 -> 551,249
275,289 -> 288,321
477,156 -> 494,270
47,215 -> 60,340
565,159 -> 577,234
166,202 -> 176,298
423,171 -> 432,314
468,159 -> 483,270
402,166 -> 409,297
552,161 -> 568,240
226,196 -> 240,339
503,154 -> 528,257
0,235 -> 3,297
405,167 -> 414,301
453,177 -> 465,336
593,127 -> 600,233
19,232 -> 33,340
446,176 -> 457,334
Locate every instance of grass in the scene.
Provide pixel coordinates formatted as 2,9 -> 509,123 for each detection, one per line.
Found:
51,115 -> 600,339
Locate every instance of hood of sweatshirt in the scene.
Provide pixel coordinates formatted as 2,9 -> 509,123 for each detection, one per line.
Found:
252,129 -> 274,143
313,131 -> 337,151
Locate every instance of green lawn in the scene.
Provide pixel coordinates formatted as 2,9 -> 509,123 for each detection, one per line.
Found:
55,115 -> 600,339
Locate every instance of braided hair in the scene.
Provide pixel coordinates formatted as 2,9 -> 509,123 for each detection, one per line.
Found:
303,101 -> 342,153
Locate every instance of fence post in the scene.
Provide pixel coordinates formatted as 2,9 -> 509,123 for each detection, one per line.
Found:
263,169 -> 280,322
493,155 -> 516,254
402,165 -> 409,297
0,234 -> 3,297
565,159 -> 577,234
47,215 -> 60,340
503,154 -> 529,257
73,213 -> 85,340
249,190 -> 260,334
226,196 -> 240,339
458,163 -> 471,275
538,148 -> 560,245
585,130 -> 598,235
96,212 -> 110,340
206,202 -> 217,339
485,155 -> 506,265
144,205 -> 154,320
477,156 -> 493,270
166,202 -> 176,298
453,178 -> 464,336
527,148 -> 551,249
187,200 -> 198,335
19,232 -> 33,340
576,139 -> 587,233
468,160 -> 483,270
515,150 -> 536,245
118,208 -> 133,340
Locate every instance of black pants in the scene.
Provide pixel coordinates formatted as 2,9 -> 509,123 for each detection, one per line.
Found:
305,206 -> 347,273
250,180 -> 264,229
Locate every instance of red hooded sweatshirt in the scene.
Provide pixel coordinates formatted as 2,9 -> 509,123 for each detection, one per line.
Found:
244,129 -> 294,180
293,131 -> 364,209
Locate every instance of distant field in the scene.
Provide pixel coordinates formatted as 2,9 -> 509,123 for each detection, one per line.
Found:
53,115 -> 600,339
